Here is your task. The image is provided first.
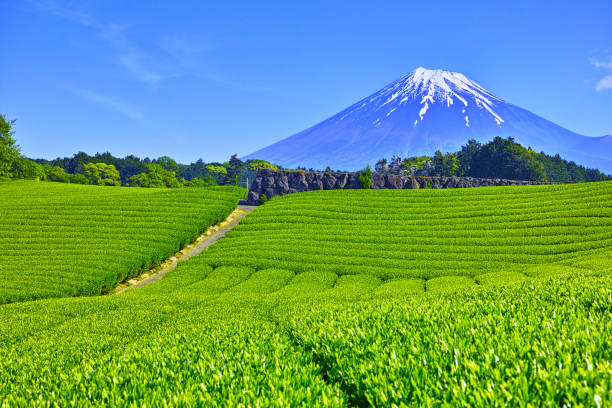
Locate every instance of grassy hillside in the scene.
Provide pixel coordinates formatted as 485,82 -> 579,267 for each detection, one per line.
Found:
0,181 -> 245,303
0,182 -> 610,406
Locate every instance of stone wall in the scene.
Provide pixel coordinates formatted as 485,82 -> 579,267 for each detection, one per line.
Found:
246,169 -> 548,205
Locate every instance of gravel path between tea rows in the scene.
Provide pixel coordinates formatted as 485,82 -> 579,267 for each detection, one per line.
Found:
116,204 -> 257,294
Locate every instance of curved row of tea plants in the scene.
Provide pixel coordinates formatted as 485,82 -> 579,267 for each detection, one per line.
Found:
1,252 -> 610,406
279,264 -> 612,407
0,265 -> 350,407
201,182 -> 612,281
0,181 -> 245,303
1,181 -> 610,406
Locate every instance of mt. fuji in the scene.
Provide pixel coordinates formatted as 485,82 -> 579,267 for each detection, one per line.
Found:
245,68 -> 612,173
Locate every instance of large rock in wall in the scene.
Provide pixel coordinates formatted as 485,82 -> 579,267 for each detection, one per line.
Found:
246,169 -> 546,205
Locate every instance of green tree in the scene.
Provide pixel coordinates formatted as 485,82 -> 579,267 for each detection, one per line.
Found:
456,139 -> 481,176
11,157 -> 46,180
183,176 -> 216,187
46,166 -> 72,183
69,173 -> 89,184
469,137 -> 547,181
359,165 -> 373,189
205,165 -> 228,175
154,156 -> 179,172
226,154 -> 244,185
247,159 -> 277,172
83,163 -> 121,186
432,150 -> 460,176
127,163 -> 181,188
0,115 -> 21,177
126,172 -> 154,187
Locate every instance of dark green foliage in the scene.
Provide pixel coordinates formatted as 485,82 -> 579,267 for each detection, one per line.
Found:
392,137 -> 611,182
467,137 -> 547,180
37,151 -> 147,182
535,153 -> 610,183
183,175 -> 217,187
259,193 -> 268,204
459,137 -> 612,181
432,150 -> 459,176
0,115 -> 20,177
152,155 -> 179,172
358,165 -> 372,188
34,152 -> 280,188
69,173 -> 89,184
10,157 -> 45,180
226,154 -> 244,185
456,138 -> 481,176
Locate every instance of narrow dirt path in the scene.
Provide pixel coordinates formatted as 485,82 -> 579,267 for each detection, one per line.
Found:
114,204 -> 257,294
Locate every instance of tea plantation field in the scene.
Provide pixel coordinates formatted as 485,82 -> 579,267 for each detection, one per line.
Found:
203,182 -> 612,280
0,181 -> 245,303
1,181 -> 610,406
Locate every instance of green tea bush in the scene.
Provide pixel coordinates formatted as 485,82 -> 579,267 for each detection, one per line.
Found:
1,181 -> 611,406
282,273 -> 612,407
203,182 -> 612,280
0,181 -> 245,303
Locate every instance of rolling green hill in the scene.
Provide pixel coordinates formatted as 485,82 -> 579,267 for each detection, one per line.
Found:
0,181 -> 245,303
0,182 -> 610,406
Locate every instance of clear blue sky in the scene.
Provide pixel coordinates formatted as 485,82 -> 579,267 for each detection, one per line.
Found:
2,0 -> 611,163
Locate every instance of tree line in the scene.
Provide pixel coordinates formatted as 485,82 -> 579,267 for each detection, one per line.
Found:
374,137 -> 611,182
3,114 -> 610,187
0,115 -> 277,188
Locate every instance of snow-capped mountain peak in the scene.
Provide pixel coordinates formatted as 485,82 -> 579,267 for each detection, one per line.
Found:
369,67 -> 505,127
245,67 -> 612,173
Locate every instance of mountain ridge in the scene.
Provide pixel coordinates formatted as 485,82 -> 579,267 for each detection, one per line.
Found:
245,68 -> 612,173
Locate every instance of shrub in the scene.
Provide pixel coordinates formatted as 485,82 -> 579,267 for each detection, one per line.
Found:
259,193 -> 268,205
359,165 -> 372,189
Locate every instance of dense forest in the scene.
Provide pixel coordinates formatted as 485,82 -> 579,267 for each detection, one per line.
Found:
374,137 -> 611,183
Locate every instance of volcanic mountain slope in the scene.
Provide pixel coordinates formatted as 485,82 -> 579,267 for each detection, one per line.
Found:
245,68 -> 612,173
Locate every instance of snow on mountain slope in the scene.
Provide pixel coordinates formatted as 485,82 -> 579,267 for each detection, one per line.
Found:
343,67 -> 504,127
245,68 -> 612,173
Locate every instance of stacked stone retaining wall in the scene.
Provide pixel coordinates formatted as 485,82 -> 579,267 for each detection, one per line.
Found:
246,169 -> 549,205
